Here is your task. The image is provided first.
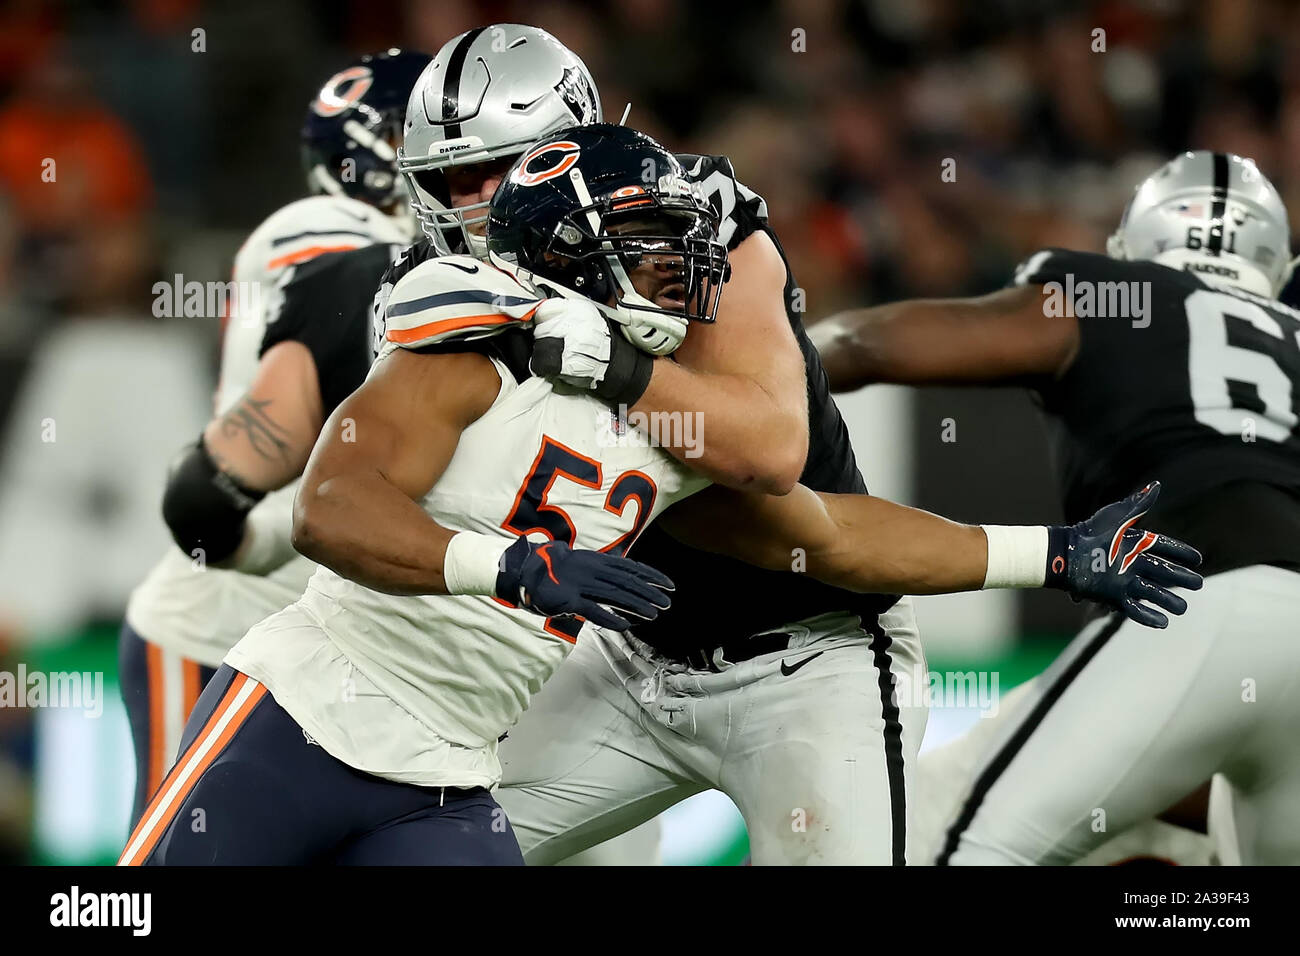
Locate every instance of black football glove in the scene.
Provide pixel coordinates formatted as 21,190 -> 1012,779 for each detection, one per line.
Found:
1044,481 -> 1203,629
495,535 -> 674,631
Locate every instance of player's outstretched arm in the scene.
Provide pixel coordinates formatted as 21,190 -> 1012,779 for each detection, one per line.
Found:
162,340 -> 325,574
292,349 -> 672,629
808,284 -> 1077,392
661,480 -> 1202,628
633,230 -> 810,494
660,482 -> 989,593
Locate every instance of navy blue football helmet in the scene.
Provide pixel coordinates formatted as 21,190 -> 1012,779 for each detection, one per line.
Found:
300,48 -> 431,210
487,123 -> 729,352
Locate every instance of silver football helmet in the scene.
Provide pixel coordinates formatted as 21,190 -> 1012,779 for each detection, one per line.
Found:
1108,150 -> 1296,297
398,24 -> 602,257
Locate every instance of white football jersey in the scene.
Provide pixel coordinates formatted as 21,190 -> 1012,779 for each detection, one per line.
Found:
126,194 -> 413,667
226,257 -> 709,787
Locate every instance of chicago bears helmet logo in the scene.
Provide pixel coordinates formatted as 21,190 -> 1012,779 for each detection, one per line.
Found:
510,141 -> 582,187
311,66 -> 374,118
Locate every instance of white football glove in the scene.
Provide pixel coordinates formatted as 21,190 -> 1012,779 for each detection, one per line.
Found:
530,298 -> 612,390
529,297 -> 657,405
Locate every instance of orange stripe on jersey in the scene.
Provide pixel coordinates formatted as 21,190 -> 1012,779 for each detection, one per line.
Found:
145,642 -> 166,799
118,673 -> 267,866
266,243 -> 358,271
386,306 -> 539,344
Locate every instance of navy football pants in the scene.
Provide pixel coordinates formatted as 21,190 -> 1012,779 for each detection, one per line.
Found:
118,622 -> 218,829
118,665 -> 524,865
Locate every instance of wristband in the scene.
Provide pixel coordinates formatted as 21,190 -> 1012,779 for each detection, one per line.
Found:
443,531 -> 511,596
1042,526 -> 1073,590
594,329 -> 654,406
980,525 -> 1048,589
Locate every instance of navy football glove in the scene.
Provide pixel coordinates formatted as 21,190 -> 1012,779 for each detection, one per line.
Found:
1044,481 -> 1203,629
495,536 -> 674,631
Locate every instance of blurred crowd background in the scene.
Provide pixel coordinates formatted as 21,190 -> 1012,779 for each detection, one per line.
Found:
0,0 -> 1296,863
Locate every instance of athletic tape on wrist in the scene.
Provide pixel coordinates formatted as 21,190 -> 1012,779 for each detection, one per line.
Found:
980,525 -> 1048,589
443,531 -> 510,596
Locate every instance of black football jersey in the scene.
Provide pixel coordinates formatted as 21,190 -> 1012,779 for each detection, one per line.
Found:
1017,248 -> 1300,574
627,156 -> 899,659
261,242 -> 403,415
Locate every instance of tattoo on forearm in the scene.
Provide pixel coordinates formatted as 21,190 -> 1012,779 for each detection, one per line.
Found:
216,397 -> 294,471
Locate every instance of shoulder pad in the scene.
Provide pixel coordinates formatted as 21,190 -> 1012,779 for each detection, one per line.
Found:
677,153 -> 769,249
236,195 -> 411,284
381,256 -> 544,351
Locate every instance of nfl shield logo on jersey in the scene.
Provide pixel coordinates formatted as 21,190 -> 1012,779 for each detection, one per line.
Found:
597,405 -> 628,444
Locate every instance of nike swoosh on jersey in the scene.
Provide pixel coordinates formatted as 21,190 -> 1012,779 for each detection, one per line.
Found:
441,260 -> 480,274
779,651 -> 824,676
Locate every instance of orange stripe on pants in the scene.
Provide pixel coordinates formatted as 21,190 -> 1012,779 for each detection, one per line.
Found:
145,642 -> 166,800
181,659 -> 201,721
118,672 -> 267,866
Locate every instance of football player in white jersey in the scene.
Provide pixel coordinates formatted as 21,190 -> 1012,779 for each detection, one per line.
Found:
117,123 -> 1199,865
240,25 -> 1198,867
382,23 -> 813,865
118,49 -> 429,825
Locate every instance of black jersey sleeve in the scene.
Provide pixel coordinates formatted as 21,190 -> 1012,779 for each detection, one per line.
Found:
260,243 -> 399,417
677,153 -> 769,251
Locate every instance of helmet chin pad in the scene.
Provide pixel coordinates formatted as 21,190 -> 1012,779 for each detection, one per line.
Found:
613,302 -> 687,357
